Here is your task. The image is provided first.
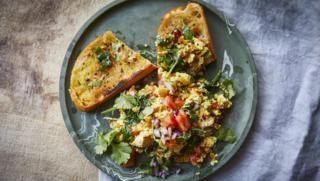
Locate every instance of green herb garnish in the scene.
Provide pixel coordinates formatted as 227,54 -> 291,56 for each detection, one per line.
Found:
111,142 -> 132,165
191,128 -> 213,137
95,130 -> 132,165
176,130 -> 192,141
155,35 -> 173,47
95,130 -> 119,155
88,79 -> 102,88
101,107 -> 117,115
215,127 -> 236,143
114,94 -> 137,109
137,44 -> 155,61
218,79 -> 236,99
95,46 -> 112,69
158,46 -> 186,73
182,26 -> 194,40
183,104 -> 199,122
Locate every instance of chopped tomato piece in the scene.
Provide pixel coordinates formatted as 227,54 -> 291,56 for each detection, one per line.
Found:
175,111 -> 191,132
174,99 -> 184,109
166,139 -> 177,150
163,96 -> 176,110
173,29 -> 181,40
189,146 -> 202,166
211,101 -> 219,109
160,114 -> 178,128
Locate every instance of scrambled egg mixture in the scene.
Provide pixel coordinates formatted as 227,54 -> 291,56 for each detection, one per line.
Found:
98,69 -> 235,171
156,26 -> 214,76
95,26 -> 235,179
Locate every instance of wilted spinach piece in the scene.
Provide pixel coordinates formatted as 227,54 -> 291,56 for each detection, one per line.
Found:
191,128 -> 213,137
180,135 -> 200,154
158,46 -> 186,73
155,35 -> 173,47
137,44 -> 156,61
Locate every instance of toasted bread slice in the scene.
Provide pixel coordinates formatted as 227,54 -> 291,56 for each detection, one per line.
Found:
69,31 -> 157,112
156,3 -> 216,74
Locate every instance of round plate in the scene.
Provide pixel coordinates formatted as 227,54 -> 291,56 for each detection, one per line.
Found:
59,0 -> 257,180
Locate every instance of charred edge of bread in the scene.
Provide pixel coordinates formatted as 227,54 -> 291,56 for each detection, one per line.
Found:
69,64 -> 157,112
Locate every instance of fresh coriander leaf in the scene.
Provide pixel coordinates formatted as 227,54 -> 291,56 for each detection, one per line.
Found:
95,145 -> 107,155
104,129 -> 119,145
101,107 -> 117,115
182,26 -> 194,40
114,94 -> 137,109
95,132 -> 108,155
215,127 -> 236,143
95,130 -> 119,155
224,128 -> 236,143
111,142 -> 132,165
139,106 -> 153,119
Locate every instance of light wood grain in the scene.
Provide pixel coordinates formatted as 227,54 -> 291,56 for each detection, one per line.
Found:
0,0 -> 112,180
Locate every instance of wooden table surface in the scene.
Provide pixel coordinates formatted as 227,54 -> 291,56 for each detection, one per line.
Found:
0,0 -> 111,180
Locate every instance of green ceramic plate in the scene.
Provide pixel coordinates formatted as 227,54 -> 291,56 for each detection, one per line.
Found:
59,0 -> 257,180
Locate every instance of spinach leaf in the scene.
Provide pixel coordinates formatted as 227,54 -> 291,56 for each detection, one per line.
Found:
158,47 -> 186,73
180,135 -> 200,154
137,44 -> 156,61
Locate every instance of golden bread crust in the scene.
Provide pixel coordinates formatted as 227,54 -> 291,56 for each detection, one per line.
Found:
69,31 -> 157,112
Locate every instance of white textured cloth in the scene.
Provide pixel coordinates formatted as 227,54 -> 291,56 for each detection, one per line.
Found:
100,0 -> 320,180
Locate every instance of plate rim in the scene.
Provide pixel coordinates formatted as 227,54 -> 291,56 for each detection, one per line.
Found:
59,0 -> 258,180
